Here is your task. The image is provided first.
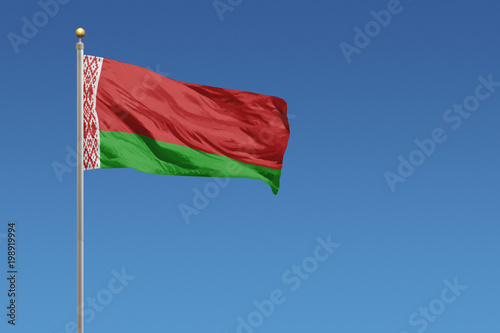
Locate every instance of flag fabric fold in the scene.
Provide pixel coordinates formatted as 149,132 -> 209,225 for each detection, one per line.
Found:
83,55 -> 290,194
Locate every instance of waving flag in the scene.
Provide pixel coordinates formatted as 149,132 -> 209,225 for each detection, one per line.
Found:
83,55 -> 289,193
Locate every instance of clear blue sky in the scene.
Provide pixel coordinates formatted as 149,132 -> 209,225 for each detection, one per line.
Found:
1,0 -> 500,332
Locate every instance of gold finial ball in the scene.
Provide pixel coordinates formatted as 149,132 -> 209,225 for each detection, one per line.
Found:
75,28 -> 85,39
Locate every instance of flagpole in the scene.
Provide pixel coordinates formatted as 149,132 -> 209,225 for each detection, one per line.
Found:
75,27 -> 85,333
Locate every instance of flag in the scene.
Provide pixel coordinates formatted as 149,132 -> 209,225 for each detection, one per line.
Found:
83,55 -> 290,194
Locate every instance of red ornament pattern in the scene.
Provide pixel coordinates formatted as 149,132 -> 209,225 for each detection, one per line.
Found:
83,55 -> 103,170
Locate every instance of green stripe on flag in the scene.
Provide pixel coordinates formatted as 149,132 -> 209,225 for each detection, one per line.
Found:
98,130 -> 282,194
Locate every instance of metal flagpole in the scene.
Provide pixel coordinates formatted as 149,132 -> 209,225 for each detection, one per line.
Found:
76,27 -> 85,333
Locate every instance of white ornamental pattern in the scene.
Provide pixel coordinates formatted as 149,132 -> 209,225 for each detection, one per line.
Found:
83,55 -> 103,170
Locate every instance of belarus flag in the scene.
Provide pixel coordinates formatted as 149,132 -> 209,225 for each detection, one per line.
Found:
83,56 -> 290,194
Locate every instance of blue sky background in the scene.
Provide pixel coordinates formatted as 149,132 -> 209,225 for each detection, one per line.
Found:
1,0 -> 500,332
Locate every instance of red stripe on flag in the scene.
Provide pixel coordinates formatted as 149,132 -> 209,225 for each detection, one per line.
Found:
95,58 -> 289,169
